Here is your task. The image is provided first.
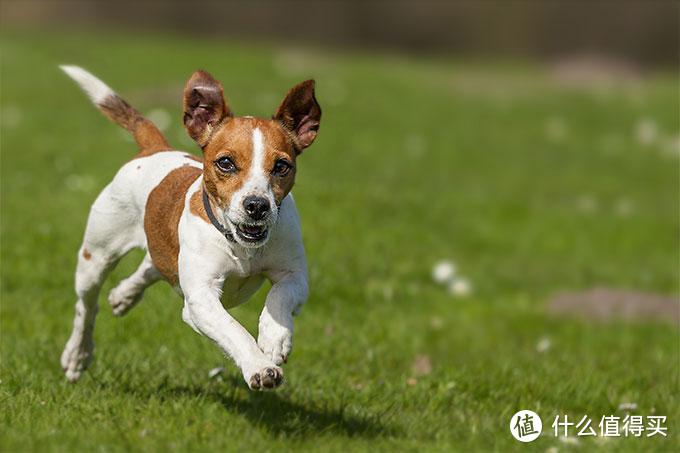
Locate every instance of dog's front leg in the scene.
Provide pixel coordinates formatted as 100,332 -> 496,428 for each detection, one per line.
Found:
258,271 -> 309,365
183,287 -> 283,390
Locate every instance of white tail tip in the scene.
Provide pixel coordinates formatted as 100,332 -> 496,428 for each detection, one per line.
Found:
60,65 -> 115,105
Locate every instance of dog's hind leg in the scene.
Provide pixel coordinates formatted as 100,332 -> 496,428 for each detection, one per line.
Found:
108,253 -> 160,316
61,183 -> 142,382
61,244 -> 122,381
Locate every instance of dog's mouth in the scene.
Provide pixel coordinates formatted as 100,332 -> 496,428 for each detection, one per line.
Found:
233,222 -> 269,243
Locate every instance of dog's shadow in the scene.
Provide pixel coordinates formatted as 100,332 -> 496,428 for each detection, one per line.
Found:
122,374 -> 395,439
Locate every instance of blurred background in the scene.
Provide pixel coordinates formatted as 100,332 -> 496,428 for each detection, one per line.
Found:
4,0 -> 678,65
1,1 -> 678,451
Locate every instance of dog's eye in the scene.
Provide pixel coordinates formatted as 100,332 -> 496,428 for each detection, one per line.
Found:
272,159 -> 293,177
215,156 -> 237,173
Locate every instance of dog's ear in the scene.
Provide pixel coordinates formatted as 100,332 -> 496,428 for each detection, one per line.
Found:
183,70 -> 232,147
274,80 -> 321,153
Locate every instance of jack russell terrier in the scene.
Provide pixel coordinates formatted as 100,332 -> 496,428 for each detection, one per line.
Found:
59,66 -> 320,390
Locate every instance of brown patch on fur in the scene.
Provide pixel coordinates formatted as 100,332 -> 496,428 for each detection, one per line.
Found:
82,248 -> 92,260
98,94 -> 171,156
144,165 -> 201,285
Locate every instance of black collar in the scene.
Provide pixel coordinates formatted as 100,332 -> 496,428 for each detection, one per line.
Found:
202,187 -> 236,242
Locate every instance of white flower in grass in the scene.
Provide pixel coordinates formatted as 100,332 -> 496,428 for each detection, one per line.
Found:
432,260 -> 456,284
635,118 -> 658,146
618,402 -> 638,411
536,336 -> 552,353
448,277 -> 472,297
208,367 -> 225,379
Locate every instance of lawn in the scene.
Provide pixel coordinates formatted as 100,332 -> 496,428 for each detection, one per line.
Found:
1,30 -> 678,451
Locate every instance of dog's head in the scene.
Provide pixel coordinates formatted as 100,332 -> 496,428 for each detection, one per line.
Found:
182,70 -> 321,248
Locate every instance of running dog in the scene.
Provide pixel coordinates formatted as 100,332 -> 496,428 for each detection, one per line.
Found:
59,66 -> 320,390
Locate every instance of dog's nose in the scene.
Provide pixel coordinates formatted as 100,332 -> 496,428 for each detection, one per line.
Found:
243,196 -> 270,220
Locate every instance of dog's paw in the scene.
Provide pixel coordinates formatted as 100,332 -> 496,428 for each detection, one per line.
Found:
245,365 -> 284,390
60,337 -> 94,382
258,314 -> 293,365
108,284 -> 143,317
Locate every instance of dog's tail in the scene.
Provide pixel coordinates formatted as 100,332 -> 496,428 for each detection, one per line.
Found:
60,65 -> 170,155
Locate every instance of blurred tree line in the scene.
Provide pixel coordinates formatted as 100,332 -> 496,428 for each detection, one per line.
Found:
2,0 -> 677,66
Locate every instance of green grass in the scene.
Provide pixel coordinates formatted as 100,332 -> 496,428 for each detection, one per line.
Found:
1,29 -> 678,451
